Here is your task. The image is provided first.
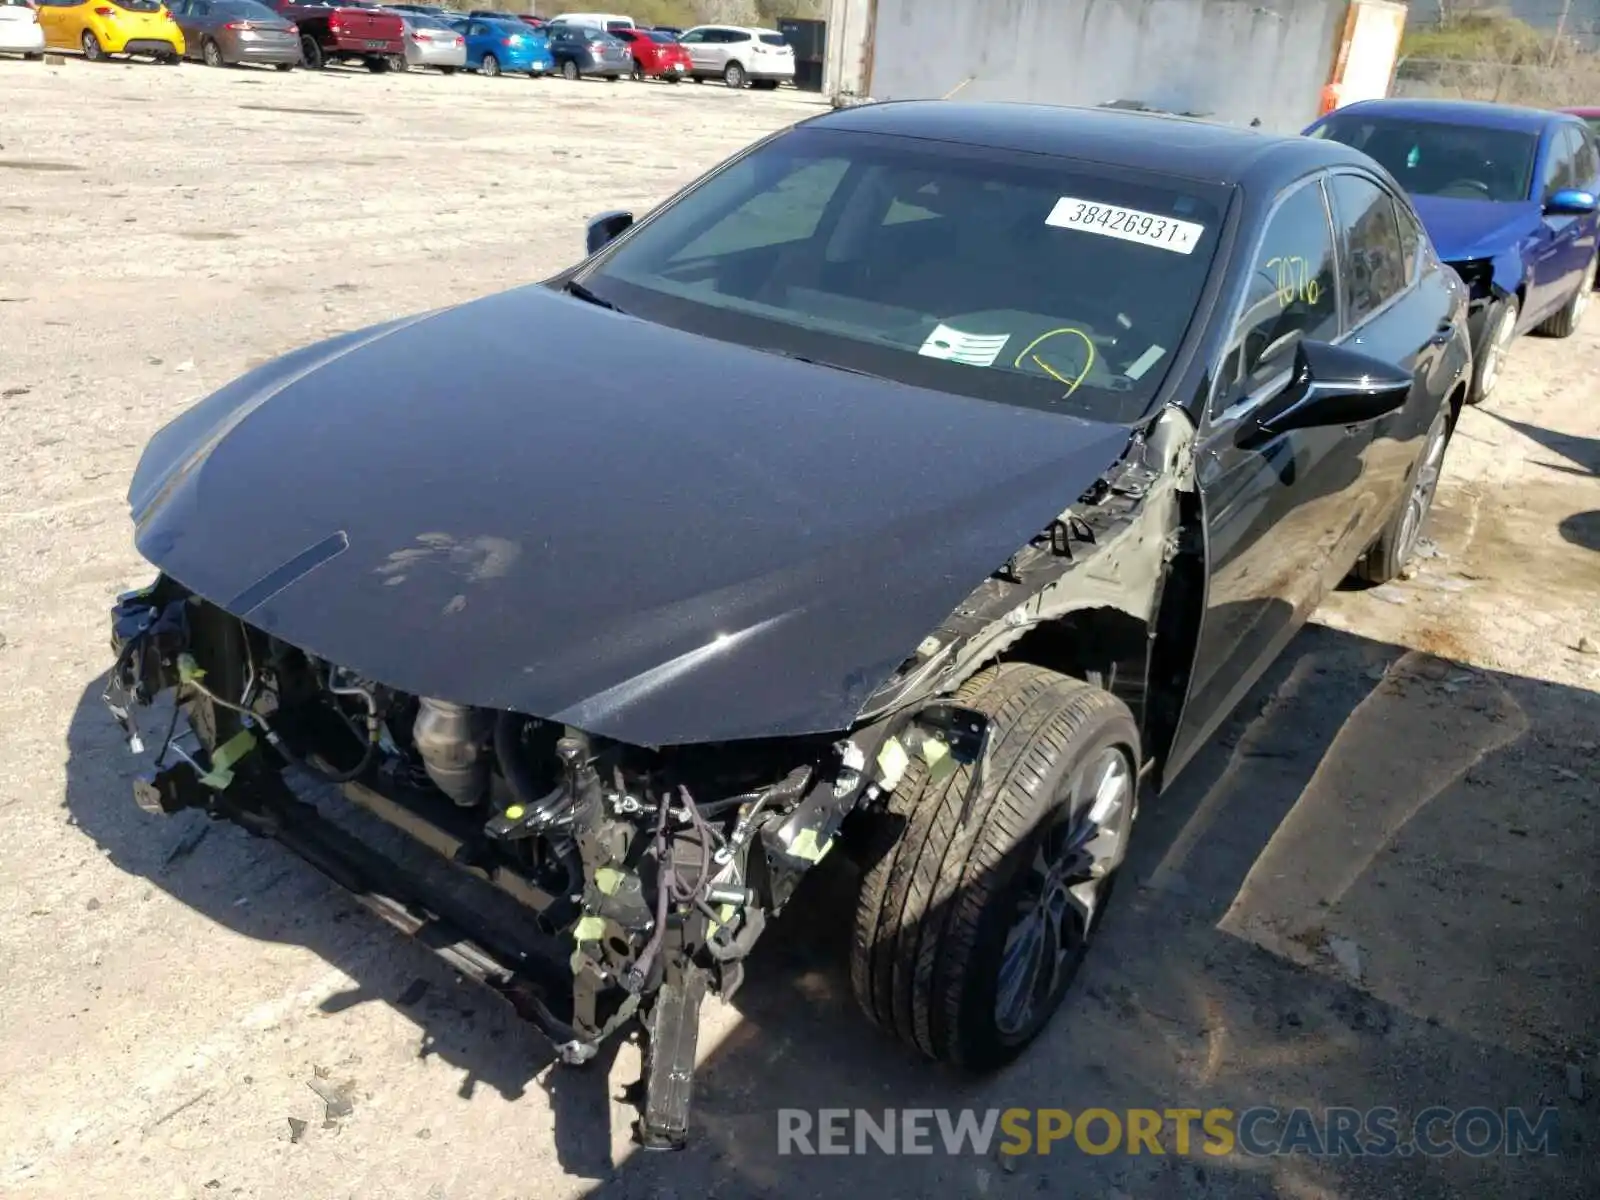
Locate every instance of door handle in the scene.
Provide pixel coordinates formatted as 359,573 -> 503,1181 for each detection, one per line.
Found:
1427,322 -> 1453,347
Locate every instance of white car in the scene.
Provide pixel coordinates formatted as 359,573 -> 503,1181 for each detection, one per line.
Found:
0,0 -> 46,57
678,24 -> 793,89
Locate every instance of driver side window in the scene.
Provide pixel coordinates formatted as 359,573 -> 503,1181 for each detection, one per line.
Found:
1217,176 -> 1339,399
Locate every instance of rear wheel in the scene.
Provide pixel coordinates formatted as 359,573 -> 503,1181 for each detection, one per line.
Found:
850,664 -> 1139,1070
481,52 -> 499,77
722,60 -> 743,88
1352,402 -> 1452,586
202,36 -> 224,67
1535,254 -> 1596,338
560,57 -> 577,80
1467,294 -> 1517,405
81,30 -> 104,61
630,57 -> 644,81
300,34 -> 322,69
390,53 -> 408,72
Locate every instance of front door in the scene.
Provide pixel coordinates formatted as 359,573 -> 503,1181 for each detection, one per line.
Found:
1169,173 -> 1379,777
1526,126 -> 1586,324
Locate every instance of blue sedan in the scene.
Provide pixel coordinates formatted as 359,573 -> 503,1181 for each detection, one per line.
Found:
1307,98 -> 1600,403
456,16 -> 553,77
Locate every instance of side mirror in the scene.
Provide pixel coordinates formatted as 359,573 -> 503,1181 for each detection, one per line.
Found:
585,209 -> 634,255
1544,188 -> 1598,216
1237,339 -> 1412,449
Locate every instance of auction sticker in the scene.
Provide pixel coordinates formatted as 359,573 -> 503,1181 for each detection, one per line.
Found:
1045,197 -> 1205,255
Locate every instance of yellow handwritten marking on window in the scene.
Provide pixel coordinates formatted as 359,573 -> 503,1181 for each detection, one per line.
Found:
1013,327 -> 1096,397
1264,256 -> 1322,307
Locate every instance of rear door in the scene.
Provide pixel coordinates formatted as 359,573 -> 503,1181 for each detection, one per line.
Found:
1173,173 -> 1371,773
1323,171 -> 1445,542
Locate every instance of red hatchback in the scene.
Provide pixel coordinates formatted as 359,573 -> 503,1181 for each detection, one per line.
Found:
611,26 -> 688,81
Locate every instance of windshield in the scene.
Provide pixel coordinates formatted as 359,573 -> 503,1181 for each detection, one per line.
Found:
577,128 -> 1226,421
1311,113 -> 1538,203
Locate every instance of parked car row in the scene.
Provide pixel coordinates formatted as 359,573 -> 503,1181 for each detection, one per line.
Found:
0,0 -> 795,87
1306,98 -> 1600,405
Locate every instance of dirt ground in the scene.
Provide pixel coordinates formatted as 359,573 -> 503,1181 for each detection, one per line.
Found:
2,56 -> 1598,1200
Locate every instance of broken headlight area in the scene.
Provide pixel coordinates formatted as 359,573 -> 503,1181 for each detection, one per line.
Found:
106,577 -> 967,1149
1449,257 -> 1497,311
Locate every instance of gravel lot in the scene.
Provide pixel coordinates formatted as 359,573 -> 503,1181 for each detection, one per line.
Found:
2,56 -> 1598,1200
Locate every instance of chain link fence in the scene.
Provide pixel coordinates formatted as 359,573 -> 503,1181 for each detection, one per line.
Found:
1393,56 -> 1600,107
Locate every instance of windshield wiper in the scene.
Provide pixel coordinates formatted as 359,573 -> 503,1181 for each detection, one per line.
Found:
768,350 -> 881,379
563,279 -> 625,314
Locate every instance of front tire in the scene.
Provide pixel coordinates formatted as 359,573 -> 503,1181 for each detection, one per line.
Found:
1351,402 -> 1452,586
722,60 -> 744,88
850,664 -> 1139,1070
81,30 -> 104,61
1535,254 -> 1596,338
1466,294 -> 1517,405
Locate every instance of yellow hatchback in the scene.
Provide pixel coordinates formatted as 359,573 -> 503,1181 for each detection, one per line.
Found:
36,0 -> 184,62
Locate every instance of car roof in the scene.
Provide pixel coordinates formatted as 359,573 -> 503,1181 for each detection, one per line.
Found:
1327,97 -> 1575,133
803,100 -> 1373,188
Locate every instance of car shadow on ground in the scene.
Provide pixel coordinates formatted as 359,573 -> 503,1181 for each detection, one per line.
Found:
61,620 -> 1600,1197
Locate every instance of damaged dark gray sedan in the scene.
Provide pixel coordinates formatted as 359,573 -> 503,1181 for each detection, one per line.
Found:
106,101 -> 1472,1147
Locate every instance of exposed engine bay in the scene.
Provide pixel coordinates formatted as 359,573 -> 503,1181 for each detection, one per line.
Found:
104,417 -> 1189,1150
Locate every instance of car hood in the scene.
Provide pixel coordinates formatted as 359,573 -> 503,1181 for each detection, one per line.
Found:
128,285 -> 1132,745
1409,194 -> 1541,263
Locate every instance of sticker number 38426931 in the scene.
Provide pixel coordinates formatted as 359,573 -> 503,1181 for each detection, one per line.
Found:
1045,196 -> 1206,255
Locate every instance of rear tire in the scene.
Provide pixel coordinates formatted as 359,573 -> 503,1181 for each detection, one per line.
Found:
390,54 -> 408,72
1351,402 -> 1452,586
481,52 -> 499,77
722,60 -> 743,88
1534,254 -> 1596,338
202,37 -> 223,67
81,30 -> 104,61
300,34 -> 322,69
1466,294 -> 1517,405
630,57 -> 643,81
850,664 -> 1139,1070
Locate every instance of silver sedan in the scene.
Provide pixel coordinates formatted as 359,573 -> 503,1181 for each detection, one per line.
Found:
397,13 -> 465,72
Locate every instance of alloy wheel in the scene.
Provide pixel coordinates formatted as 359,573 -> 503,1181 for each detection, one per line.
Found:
203,38 -> 223,67
1396,408 -> 1449,567
1479,303 -> 1517,398
994,745 -> 1134,1039
82,30 -> 103,61
482,53 -> 498,77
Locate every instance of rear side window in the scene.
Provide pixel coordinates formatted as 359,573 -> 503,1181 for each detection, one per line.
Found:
1219,177 -> 1339,393
1329,173 -> 1406,326
113,0 -> 162,10
759,33 -> 785,45
1396,198 -> 1423,283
